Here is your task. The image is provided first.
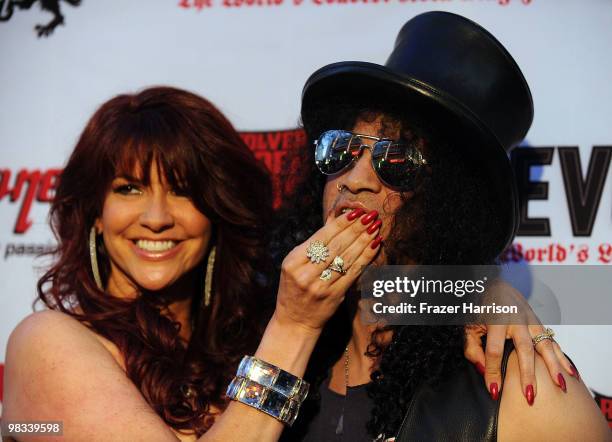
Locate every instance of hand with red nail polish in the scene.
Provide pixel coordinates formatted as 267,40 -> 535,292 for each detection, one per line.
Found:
275,205 -> 383,334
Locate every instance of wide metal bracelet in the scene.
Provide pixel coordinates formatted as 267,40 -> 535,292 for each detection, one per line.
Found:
236,356 -> 309,403
226,376 -> 301,426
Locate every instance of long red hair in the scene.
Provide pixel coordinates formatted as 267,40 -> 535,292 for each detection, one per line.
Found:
37,86 -> 274,435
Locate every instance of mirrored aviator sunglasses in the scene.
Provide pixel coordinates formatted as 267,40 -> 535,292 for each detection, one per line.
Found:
314,129 -> 428,190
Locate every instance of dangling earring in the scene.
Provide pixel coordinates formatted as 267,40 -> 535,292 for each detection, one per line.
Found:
204,246 -> 216,307
89,226 -> 103,290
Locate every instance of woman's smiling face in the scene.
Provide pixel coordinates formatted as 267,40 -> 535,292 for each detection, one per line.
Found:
95,163 -> 211,297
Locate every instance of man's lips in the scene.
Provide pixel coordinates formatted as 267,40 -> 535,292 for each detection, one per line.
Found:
334,201 -> 369,218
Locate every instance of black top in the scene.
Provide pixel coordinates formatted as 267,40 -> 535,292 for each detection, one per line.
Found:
394,342 -> 514,442
290,340 -> 516,442
301,379 -> 374,442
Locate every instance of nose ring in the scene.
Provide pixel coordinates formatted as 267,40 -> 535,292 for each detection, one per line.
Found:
336,183 -> 346,193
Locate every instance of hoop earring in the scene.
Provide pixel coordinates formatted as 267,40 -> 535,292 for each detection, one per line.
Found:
89,226 -> 103,290
204,246 -> 216,308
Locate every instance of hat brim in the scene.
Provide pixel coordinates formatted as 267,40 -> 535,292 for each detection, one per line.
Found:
301,61 -> 519,257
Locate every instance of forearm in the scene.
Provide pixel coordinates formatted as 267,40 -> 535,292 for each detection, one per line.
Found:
199,312 -> 320,442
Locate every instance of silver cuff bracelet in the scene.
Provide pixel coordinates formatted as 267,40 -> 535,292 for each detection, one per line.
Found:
236,355 -> 310,403
226,376 -> 301,426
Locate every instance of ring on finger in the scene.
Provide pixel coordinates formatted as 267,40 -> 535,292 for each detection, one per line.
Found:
329,256 -> 347,274
532,327 -> 555,346
306,240 -> 329,264
320,268 -> 333,281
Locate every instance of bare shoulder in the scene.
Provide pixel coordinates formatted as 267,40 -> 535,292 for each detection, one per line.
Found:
9,310 -> 94,341
498,350 -> 611,442
3,310 -> 177,441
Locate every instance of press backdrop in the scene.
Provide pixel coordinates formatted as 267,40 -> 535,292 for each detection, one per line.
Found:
0,0 -> 610,426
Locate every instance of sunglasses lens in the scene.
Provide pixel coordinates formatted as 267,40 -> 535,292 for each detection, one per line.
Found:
315,130 -> 358,175
372,141 -> 423,189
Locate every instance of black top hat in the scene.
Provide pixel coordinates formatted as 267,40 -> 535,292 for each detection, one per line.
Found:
301,11 -> 533,257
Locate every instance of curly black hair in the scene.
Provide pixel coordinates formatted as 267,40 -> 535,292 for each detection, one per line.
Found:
274,88 -> 504,439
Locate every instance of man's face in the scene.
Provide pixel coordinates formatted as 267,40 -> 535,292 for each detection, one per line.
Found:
321,114 -> 412,265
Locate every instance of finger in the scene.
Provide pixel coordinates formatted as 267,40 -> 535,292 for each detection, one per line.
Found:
299,208 -> 374,264
484,324 -> 507,401
324,211 -> 380,266
550,338 -> 579,381
331,234 -> 383,295
464,327 -> 486,376
511,325 -> 537,405
299,212 -> 381,284
532,335 -> 567,393
328,217 -> 382,269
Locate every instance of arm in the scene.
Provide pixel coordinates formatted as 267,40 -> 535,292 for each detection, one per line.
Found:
497,350 -> 611,441
3,310 -> 180,442
3,311 -> 320,442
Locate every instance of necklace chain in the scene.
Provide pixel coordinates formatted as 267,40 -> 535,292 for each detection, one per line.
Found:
336,345 -> 350,436
344,345 -> 349,390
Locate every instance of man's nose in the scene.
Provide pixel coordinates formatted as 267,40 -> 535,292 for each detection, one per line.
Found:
139,193 -> 175,232
342,149 -> 383,194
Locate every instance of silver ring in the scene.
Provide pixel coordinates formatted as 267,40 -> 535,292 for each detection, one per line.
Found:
320,269 -> 333,281
306,240 -> 329,264
532,327 -> 555,346
328,256 -> 347,274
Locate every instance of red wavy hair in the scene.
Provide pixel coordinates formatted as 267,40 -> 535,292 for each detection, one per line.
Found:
37,86 -> 274,435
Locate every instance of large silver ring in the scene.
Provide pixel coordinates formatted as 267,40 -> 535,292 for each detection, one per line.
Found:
532,327 -> 555,346
328,256 -> 347,274
306,240 -> 329,264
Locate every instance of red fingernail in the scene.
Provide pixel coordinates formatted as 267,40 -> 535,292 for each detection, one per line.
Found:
371,236 -> 383,249
557,373 -> 567,392
475,362 -> 485,376
361,210 -> 379,225
526,384 -> 534,405
347,208 -> 365,221
367,219 -> 382,234
570,363 -> 580,381
489,382 -> 499,401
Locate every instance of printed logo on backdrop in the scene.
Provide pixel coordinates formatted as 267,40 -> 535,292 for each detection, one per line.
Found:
0,168 -> 60,261
0,0 -> 82,37
593,391 -> 612,429
501,145 -> 612,265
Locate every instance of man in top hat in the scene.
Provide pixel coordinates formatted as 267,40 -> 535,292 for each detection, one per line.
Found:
272,11 -> 611,442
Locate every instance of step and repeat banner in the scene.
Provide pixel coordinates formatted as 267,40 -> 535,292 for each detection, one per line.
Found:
0,0 -> 611,426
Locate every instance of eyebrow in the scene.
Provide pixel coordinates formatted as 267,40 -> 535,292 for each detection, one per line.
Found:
113,174 -> 143,182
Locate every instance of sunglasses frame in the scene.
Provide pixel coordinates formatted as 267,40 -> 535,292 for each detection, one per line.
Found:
314,130 -> 428,189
